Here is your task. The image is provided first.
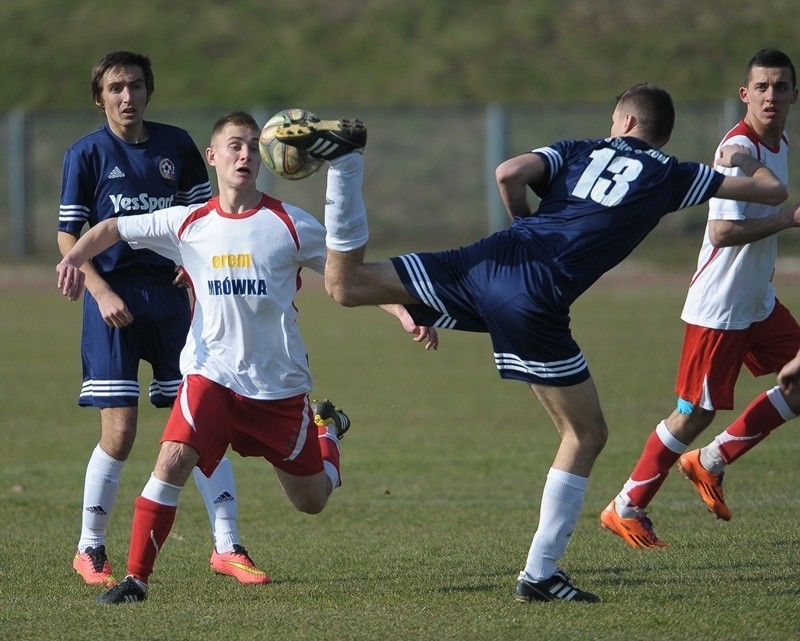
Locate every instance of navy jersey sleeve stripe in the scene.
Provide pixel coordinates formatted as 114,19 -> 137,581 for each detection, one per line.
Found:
58,203 -> 91,226
532,146 -> 563,181
679,165 -> 720,210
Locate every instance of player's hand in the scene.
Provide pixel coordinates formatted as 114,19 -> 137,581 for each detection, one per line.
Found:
382,303 -> 440,351
411,324 -> 439,351
173,266 -> 190,288
95,288 -> 134,328
56,261 -> 85,301
717,143 -> 751,167
787,201 -> 800,227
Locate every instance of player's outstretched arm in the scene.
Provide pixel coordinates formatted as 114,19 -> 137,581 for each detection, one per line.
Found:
56,219 -> 122,300
709,200 -> 800,247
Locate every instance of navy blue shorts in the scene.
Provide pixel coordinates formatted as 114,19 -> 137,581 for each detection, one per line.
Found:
390,230 -> 590,386
79,277 -> 190,408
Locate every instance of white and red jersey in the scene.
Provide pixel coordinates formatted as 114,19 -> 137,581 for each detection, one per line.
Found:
680,120 -> 789,330
118,193 -> 326,400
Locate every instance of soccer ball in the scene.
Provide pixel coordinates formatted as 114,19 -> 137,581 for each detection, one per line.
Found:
259,108 -> 324,180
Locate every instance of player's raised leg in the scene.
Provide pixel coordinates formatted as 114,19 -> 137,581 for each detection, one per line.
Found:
279,117 -> 417,308
274,398 -> 351,515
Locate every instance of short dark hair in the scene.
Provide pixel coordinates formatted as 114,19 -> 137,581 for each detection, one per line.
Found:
91,51 -> 155,105
210,111 -> 260,142
615,83 -> 675,147
745,49 -> 796,88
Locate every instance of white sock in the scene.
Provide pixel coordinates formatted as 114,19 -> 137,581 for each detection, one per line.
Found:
77,444 -> 125,552
323,460 -> 341,489
614,493 -> 644,518
522,468 -> 588,582
319,428 -> 342,489
141,473 -> 183,506
325,153 -> 368,251
193,456 -> 240,553
700,442 -> 725,475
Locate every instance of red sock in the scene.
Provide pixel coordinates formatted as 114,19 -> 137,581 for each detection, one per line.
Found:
318,426 -> 342,487
126,496 -> 178,583
624,424 -> 684,509
717,390 -> 790,464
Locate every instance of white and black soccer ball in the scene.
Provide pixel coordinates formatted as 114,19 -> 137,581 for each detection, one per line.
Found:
259,108 -> 324,180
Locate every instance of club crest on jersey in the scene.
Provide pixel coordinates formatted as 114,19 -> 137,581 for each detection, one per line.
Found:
159,158 -> 176,181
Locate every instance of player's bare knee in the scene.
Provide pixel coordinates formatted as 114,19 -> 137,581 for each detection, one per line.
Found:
597,421 -> 609,444
571,417 -> 607,456
99,431 -> 136,460
291,494 -> 328,515
585,421 -> 608,455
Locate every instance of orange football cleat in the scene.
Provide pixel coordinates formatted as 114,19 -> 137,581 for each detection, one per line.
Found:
677,449 -> 732,521
210,545 -> 271,585
600,501 -> 669,549
73,545 -> 118,587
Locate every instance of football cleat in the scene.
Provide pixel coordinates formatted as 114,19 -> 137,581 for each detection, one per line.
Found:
95,575 -> 147,605
677,449 -> 732,520
515,569 -> 600,603
275,118 -> 367,160
600,501 -> 669,548
210,545 -> 271,585
73,545 -> 117,587
312,398 -> 351,440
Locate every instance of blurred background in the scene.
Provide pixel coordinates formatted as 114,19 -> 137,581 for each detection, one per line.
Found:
2,0 -> 800,265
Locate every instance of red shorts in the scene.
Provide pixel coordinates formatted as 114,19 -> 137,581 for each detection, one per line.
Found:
675,300 -> 800,410
161,375 -> 323,478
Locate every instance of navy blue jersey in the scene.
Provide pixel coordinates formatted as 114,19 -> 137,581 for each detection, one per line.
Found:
515,136 -> 724,302
394,136 -> 725,385
58,121 -> 212,279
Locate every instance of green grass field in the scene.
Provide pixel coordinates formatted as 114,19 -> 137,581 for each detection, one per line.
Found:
1,269 -> 799,640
